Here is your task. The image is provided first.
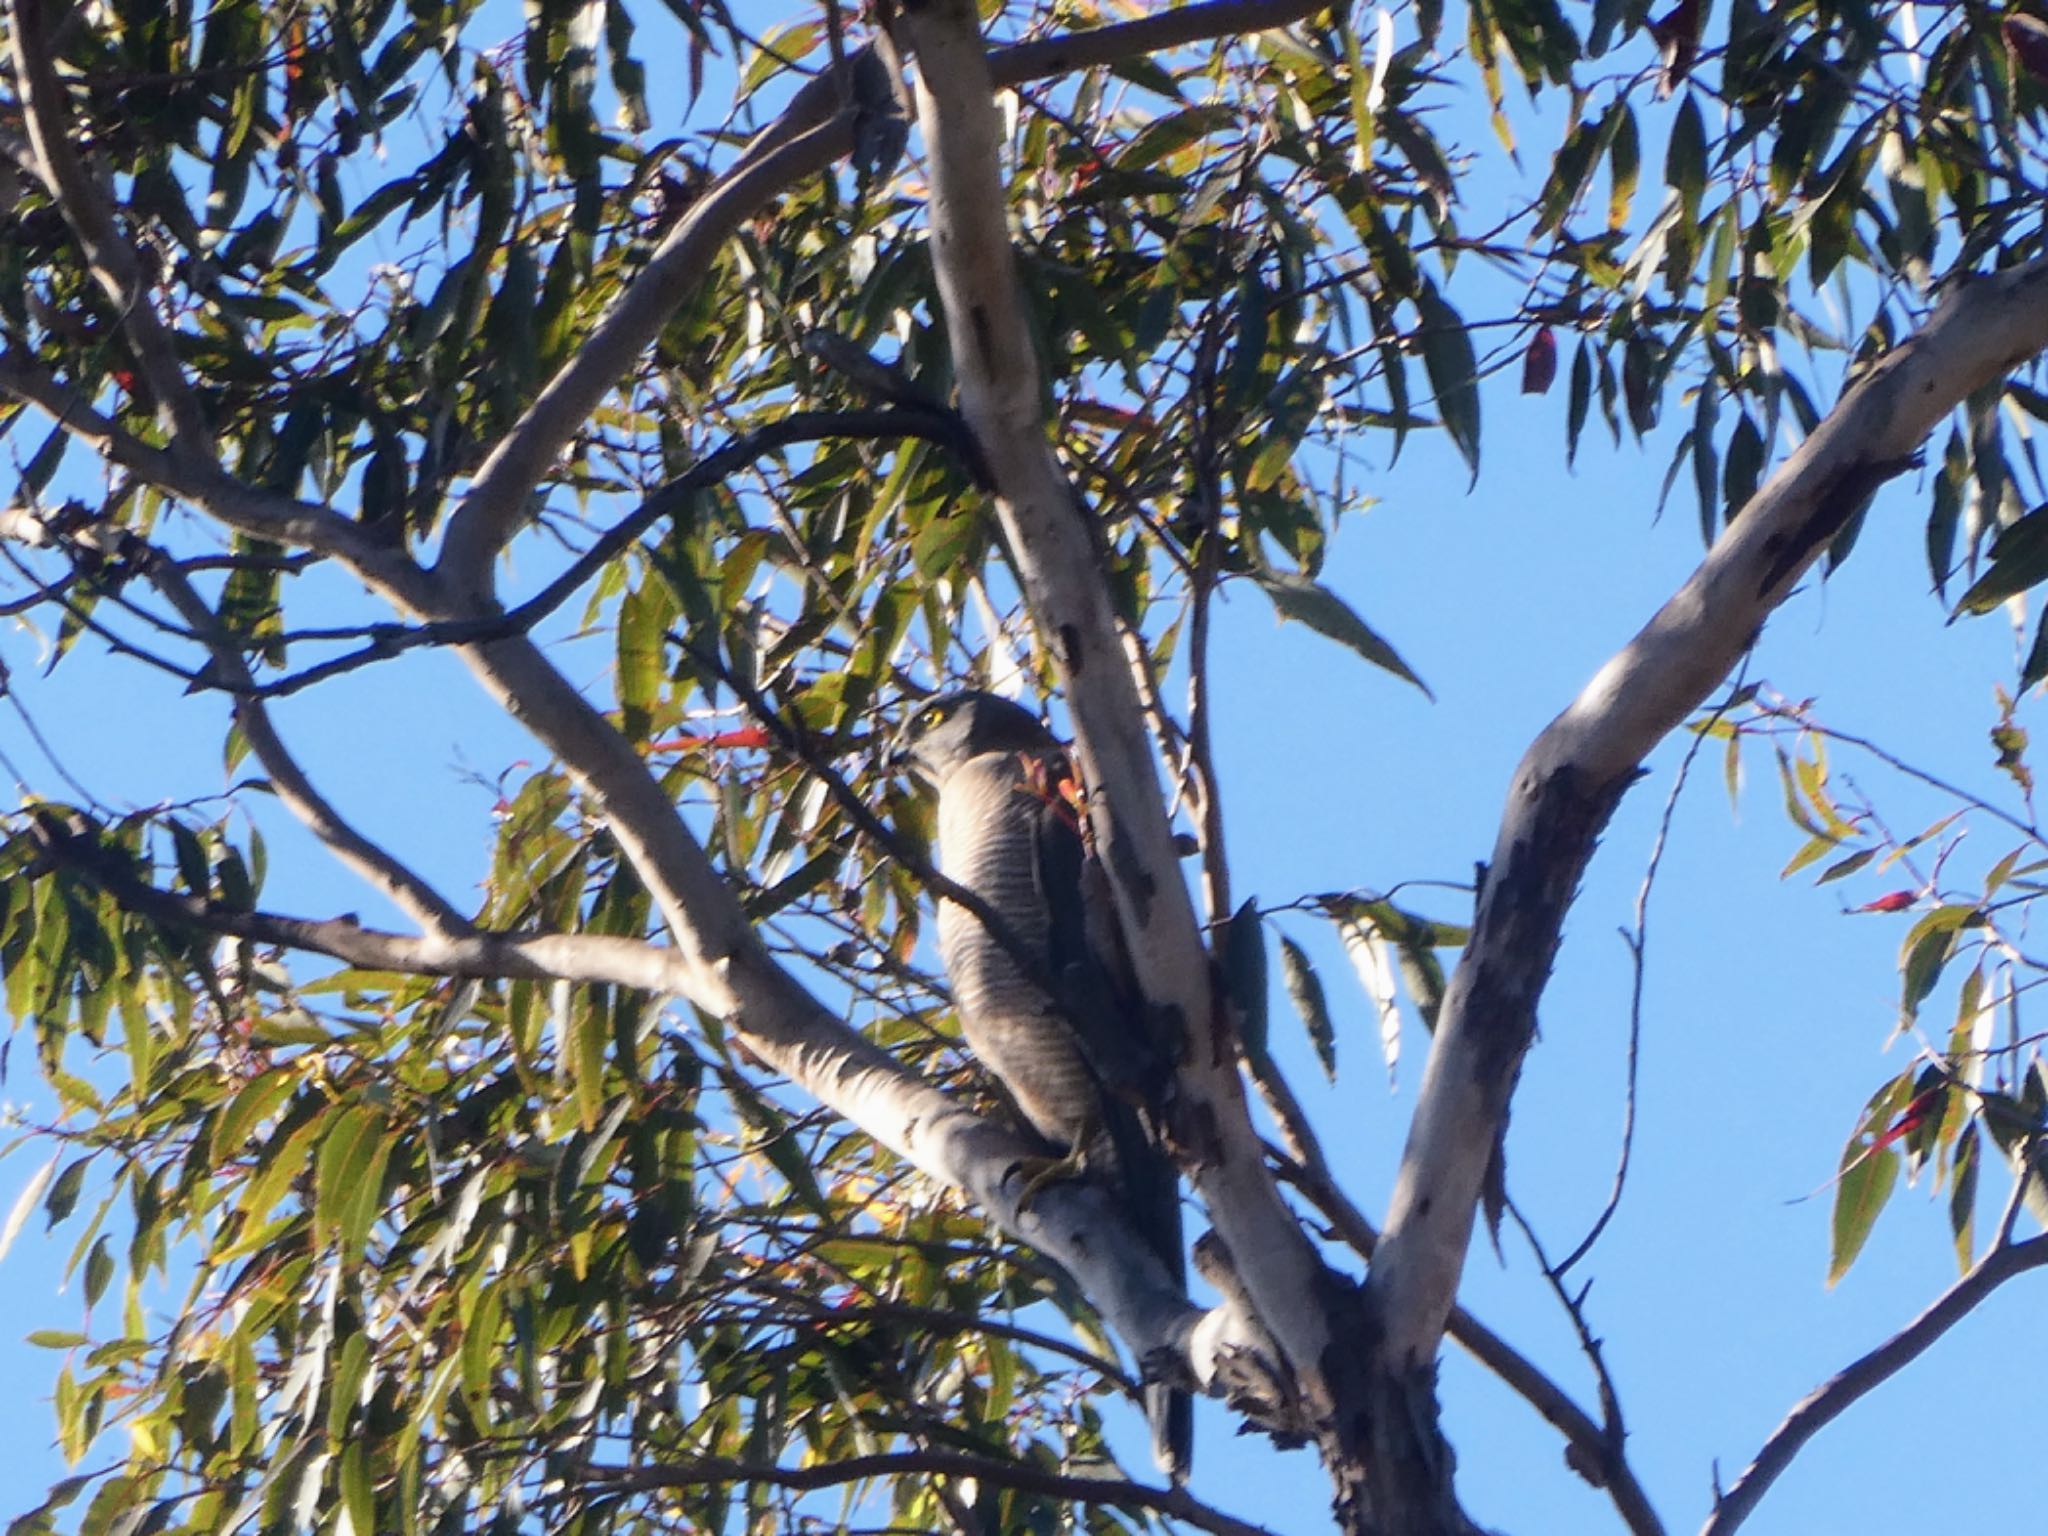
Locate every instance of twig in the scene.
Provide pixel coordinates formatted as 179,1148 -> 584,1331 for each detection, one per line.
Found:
1273,1156 -> 1667,1536
1700,1234 -> 2048,1536
1559,665 -> 1746,1277
1506,1200 -> 1626,1446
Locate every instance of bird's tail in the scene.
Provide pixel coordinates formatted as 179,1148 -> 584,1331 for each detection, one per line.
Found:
1148,1382 -> 1193,1483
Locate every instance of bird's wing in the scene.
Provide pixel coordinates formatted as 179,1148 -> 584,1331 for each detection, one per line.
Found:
1022,752 -> 1191,1478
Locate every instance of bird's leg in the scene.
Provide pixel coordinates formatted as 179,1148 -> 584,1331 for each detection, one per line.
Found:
1006,1121 -> 1099,1212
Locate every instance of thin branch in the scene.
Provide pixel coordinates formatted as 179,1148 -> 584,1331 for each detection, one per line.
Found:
0,537 -> 211,690
0,674 -> 102,809
1275,1155 -> 1667,1536
1753,704 -> 2047,850
1700,1234 -> 2048,1536
588,1450 -> 1278,1536
143,555 -> 471,935
986,0 -> 1330,87
1504,1200 -> 1626,1454
27,809 -> 689,991
1559,667 -> 1745,1277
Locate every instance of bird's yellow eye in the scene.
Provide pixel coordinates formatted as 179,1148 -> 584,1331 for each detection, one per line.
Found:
916,702 -> 945,729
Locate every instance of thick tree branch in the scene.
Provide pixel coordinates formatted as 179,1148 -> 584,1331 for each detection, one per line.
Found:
1360,257 -> 2048,1528
897,0 -> 1368,1514
142,557 -> 471,936
1700,1234 -> 2048,1536
6,0 -> 208,450
434,116 -> 850,588
589,1450 -> 1278,1536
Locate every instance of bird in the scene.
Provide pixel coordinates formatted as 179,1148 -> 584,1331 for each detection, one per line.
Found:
902,690 -> 1192,1480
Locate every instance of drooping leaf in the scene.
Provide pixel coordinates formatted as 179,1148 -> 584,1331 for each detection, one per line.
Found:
1250,570 -> 1432,697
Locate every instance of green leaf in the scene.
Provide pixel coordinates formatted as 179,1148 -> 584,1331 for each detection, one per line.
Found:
24,1329 -> 89,1349
340,1441 -> 374,1536
338,1130 -> 395,1265
1723,412 -> 1764,523
215,1073 -> 298,1161
1249,570 -> 1431,696
1665,92 -> 1707,228
1830,1137 -> 1899,1285
42,1157 -> 87,1228
1953,502 -> 2048,616
1949,1120 -> 1979,1271
1278,934 -> 1336,1082
313,1107 -> 381,1255
1898,904 -> 1982,1020
1415,280 -> 1480,477
1816,847 -> 1876,884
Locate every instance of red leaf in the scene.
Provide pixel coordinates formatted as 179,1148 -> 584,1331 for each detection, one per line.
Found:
1648,0 -> 1702,96
1868,1090 -> 1941,1154
1521,326 -> 1558,395
2006,14 -> 2048,86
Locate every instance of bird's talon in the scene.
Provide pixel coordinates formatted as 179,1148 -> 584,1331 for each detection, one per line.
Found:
1008,1148 -> 1088,1212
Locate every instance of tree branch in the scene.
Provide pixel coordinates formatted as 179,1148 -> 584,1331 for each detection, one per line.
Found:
6,0 -> 208,449
1360,256 -> 2048,1527
431,0 -> 1338,591
986,0 -> 1332,88
588,1450 -> 1278,1536
1700,1234 -> 2048,1536
141,555 -> 471,936
0,351 -> 424,591
442,628 -> 1216,1411
898,0 -> 1364,1511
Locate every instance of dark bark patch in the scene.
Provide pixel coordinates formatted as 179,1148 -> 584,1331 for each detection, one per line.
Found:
969,303 -> 996,372
1462,763 -> 1633,1099
1059,622 -> 1084,672
1755,453 -> 1921,598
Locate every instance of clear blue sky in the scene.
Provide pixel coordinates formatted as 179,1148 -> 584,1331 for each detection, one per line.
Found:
3,6 -> 2043,1534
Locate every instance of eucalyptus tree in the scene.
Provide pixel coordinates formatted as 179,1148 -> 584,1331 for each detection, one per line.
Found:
2,1 -> 2047,1534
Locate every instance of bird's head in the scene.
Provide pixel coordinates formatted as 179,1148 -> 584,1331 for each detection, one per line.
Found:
901,691 -> 1054,784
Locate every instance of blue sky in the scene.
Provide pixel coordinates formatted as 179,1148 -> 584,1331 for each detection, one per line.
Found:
3,5 -> 2045,1534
